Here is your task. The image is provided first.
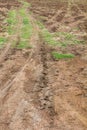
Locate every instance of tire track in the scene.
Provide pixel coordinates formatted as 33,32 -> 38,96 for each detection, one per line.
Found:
34,40 -> 56,129
0,12 -> 56,129
0,26 -> 38,103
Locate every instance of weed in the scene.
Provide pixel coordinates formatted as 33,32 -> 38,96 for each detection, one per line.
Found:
7,19 -> 16,25
55,32 -> 75,40
54,31 -> 83,46
37,20 -> 45,29
0,37 -> 7,48
17,40 -> 32,49
65,33 -> 75,40
23,18 -> 29,24
52,52 -> 75,59
37,21 -> 58,45
19,8 -> 26,16
8,10 -> 17,19
41,30 -> 70,46
74,39 -> 85,44
21,29 -> 32,39
2,1 -> 33,49
41,30 -> 58,45
0,37 -> 6,43
6,10 -> 17,35
38,21 -> 83,47
20,0 -> 31,8
21,19 -> 33,40
7,10 -> 17,25
7,26 -> 15,35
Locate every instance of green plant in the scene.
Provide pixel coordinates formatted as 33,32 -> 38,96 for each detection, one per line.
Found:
37,21 -> 45,29
20,1 -> 30,8
7,10 -> 17,25
17,40 -> 32,49
8,10 -> 16,18
42,30 -> 58,45
23,18 -> 29,24
0,37 -> 6,43
21,19 -> 33,39
2,1 -> 33,49
7,19 -> 15,25
54,31 -> 84,46
55,32 -> 75,40
37,21 -> 59,45
52,52 -> 75,59
38,21 -> 83,47
0,37 -> 7,48
65,33 -> 74,40
19,8 -> 26,16
6,10 -> 17,35
74,39 -> 85,44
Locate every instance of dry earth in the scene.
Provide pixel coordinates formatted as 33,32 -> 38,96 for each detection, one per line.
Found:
0,0 -> 87,130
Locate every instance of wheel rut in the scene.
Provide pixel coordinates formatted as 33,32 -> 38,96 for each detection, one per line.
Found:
0,14 -> 56,129
39,43 -> 52,108
36,40 -> 56,129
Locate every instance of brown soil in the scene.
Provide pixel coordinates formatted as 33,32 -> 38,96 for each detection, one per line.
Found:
0,0 -> 87,130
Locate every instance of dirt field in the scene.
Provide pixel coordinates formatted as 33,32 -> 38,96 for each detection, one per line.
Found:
0,0 -> 87,130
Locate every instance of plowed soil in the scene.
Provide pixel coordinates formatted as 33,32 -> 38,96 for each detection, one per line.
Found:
0,0 -> 87,130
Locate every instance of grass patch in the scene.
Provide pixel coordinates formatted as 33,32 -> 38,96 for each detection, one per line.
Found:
7,10 -> 17,25
0,37 -> 7,48
17,7 -> 33,49
7,26 -> 15,35
0,0 -> 33,50
16,3 -> 33,49
37,20 -> 84,47
17,40 -> 32,49
55,32 -> 75,40
37,21 -> 45,29
8,10 -> 17,19
6,10 -> 17,35
21,24 -> 32,39
38,21 -> 83,47
41,30 -> 58,45
23,18 -> 29,24
20,1 -> 31,8
7,18 -> 16,25
21,18 -> 32,39
52,52 -> 75,59
74,39 -> 85,44
1,1 -> 33,49
54,32 -> 84,46
21,32 -> 30,39
0,37 -> 7,43
19,8 -> 26,16
37,21 -> 59,45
